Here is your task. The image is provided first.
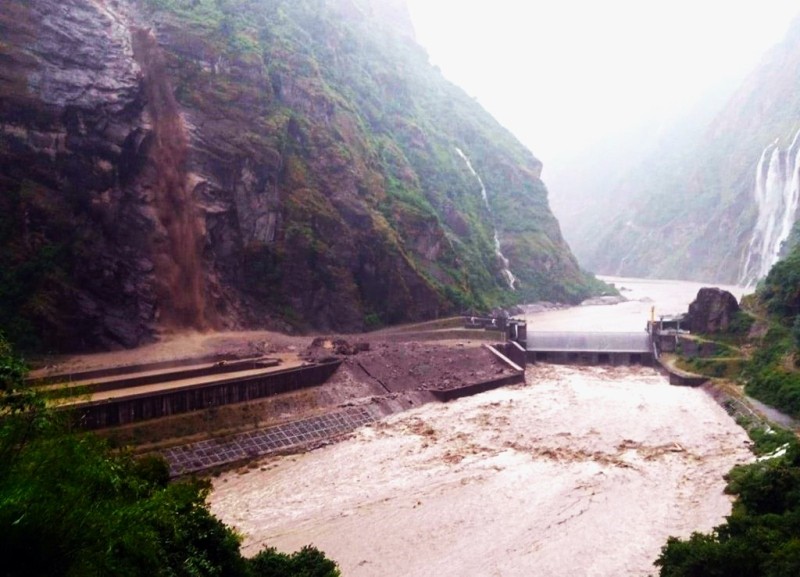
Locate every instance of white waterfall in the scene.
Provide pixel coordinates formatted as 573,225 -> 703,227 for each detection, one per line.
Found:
455,147 -> 517,290
738,129 -> 800,288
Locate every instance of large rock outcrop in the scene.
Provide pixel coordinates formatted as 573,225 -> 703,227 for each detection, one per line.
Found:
685,288 -> 741,333
0,0 -> 600,351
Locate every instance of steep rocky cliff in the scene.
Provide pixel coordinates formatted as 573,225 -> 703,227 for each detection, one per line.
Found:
0,0 -> 598,351
579,15 -> 800,284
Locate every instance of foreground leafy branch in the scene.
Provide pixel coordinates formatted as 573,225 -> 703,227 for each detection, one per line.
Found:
0,332 -> 340,577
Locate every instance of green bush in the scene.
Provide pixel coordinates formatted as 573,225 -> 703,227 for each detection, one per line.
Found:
760,246 -> 800,320
739,323 -> 800,419
792,316 -> 800,353
249,546 -> 340,577
729,310 -> 756,337
0,332 -> 26,392
656,442 -> 800,576
744,424 -> 798,456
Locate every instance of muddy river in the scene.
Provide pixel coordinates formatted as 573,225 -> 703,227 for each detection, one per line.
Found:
210,278 -> 754,576
525,276 -> 745,332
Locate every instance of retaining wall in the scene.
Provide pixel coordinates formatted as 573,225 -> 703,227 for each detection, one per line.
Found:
45,359 -> 279,397
378,328 -> 505,343
497,341 -> 527,369
67,361 -> 341,430
431,373 -> 526,402
430,344 -> 525,402
677,337 -> 719,359
662,369 -> 708,387
29,354 -> 245,386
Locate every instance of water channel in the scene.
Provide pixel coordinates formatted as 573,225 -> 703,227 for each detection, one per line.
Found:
210,277 -> 757,577
525,276 -> 745,332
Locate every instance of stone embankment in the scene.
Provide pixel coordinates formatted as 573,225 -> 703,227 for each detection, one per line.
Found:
158,339 -> 525,476
165,406 -> 379,476
35,329 -> 525,477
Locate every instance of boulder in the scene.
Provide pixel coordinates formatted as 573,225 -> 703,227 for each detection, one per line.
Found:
685,288 -> 740,333
332,339 -> 357,355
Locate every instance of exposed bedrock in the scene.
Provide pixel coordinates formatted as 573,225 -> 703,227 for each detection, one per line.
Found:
0,0 -> 596,351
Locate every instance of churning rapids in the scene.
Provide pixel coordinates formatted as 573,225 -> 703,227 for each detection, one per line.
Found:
210,278 -> 753,576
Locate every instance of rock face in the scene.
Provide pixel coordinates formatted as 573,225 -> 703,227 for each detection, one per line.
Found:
0,0 -> 156,350
685,288 -> 740,333
0,0 -> 598,351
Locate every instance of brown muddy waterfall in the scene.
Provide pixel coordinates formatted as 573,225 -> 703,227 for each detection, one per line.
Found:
132,28 -> 210,331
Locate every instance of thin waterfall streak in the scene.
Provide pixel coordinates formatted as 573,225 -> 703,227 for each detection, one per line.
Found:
456,147 -> 517,290
455,148 -> 490,208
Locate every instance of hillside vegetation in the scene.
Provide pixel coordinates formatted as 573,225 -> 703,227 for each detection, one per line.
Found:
656,249 -> 800,576
0,0 -> 603,351
743,246 -> 800,418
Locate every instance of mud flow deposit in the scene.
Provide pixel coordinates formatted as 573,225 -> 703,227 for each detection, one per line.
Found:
210,364 -> 752,576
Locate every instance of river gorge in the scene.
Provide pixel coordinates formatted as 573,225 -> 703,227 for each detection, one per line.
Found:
209,278 -> 755,576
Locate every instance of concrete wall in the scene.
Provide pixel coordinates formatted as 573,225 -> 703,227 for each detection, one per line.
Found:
527,351 -> 656,366
677,337 -> 718,359
48,359 -> 280,398
497,341 -> 527,369
67,361 -> 341,430
379,328 -> 505,343
29,354 -> 245,386
666,372 -> 708,386
431,373 -> 526,402
654,334 -> 678,353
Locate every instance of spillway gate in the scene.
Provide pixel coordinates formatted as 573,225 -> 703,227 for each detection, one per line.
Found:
524,331 -> 655,366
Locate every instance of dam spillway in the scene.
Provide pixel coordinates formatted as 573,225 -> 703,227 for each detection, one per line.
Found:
526,331 -> 654,366
526,331 -> 651,352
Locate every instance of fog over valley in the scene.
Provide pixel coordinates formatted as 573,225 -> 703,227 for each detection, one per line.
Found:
407,0 -> 800,282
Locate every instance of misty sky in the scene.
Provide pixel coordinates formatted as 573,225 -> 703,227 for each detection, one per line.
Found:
405,0 -> 800,167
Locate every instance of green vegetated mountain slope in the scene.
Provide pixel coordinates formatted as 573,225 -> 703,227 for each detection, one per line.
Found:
580,15 -> 800,283
743,241 -> 800,419
0,0 -> 599,351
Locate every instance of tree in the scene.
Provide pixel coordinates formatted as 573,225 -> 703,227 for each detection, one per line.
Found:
249,546 -> 341,577
791,315 -> 800,354
655,445 -> 800,576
